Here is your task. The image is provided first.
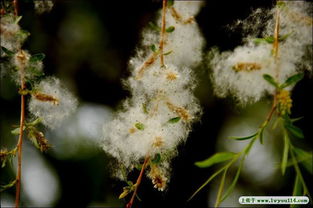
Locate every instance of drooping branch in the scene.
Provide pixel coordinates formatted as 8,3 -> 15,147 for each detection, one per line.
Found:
159,0 -> 167,67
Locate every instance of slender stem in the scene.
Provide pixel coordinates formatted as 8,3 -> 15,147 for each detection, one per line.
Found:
273,8 -> 280,80
126,155 -> 150,208
13,0 -> 18,16
214,168 -> 227,208
159,0 -> 167,67
15,59 -> 25,208
289,145 -> 310,197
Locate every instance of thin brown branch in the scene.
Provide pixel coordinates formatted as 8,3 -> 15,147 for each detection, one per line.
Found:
159,0 -> 167,67
126,155 -> 150,208
273,8 -> 280,79
15,83 -> 25,208
135,53 -> 158,79
13,0 -> 18,16
15,52 -> 25,208
170,7 -> 194,24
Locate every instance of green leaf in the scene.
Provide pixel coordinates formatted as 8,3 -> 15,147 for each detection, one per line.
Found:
264,36 -> 275,43
228,132 -> 257,141
291,175 -> 303,208
1,47 -> 14,56
254,34 -> 290,45
30,53 -> 45,63
163,50 -> 173,56
142,103 -> 148,114
168,0 -> 174,7
0,179 -> 17,192
293,147 -> 313,174
150,44 -> 157,52
135,122 -> 145,130
259,128 -> 265,144
195,152 -> 235,168
166,26 -> 175,33
277,1 -> 287,8
280,73 -> 304,88
284,123 -> 304,139
281,132 -> 289,175
253,38 -> 268,44
26,118 -> 42,127
263,74 -> 279,88
290,117 -> 303,123
14,16 -> 22,24
221,161 -> 243,202
168,117 -> 181,124
148,22 -> 161,31
151,153 -> 161,164
188,165 -> 228,201
134,163 -> 142,171
11,126 -> 25,135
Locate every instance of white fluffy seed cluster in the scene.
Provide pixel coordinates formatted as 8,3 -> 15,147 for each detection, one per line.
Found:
102,1 -> 204,183
0,14 -> 29,53
34,0 -> 54,14
28,77 -> 78,129
210,1 -> 312,104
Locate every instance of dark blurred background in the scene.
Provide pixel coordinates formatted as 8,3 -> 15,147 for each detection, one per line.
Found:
1,0 -> 312,208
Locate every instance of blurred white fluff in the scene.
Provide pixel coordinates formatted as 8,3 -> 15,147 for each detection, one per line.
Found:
0,15 -> 28,53
102,1 -> 204,179
28,77 -> 78,129
211,1 -> 312,104
34,0 -> 54,14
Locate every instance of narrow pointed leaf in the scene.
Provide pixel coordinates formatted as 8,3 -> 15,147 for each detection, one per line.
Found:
30,53 -> 45,62
195,152 -> 235,168
221,161 -> 243,202
228,132 -> 257,141
163,50 -> 173,56
285,123 -> 304,139
281,132 -> 289,175
281,73 -> 304,88
188,166 -> 227,201
168,117 -> 181,123
291,175 -> 303,208
293,147 -> 313,174
1,47 -> 14,56
263,74 -> 279,88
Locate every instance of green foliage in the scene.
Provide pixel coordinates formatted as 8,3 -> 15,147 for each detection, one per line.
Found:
280,73 -> 304,89
168,117 -> 181,124
166,26 -> 175,33
151,153 -> 161,164
167,0 -> 174,7
0,179 -> 17,192
254,34 -> 290,44
283,117 -> 304,139
293,147 -> 313,174
142,103 -> 148,114
29,53 -> 45,63
195,152 -> 235,168
263,74 -> 279,88
150,44 -> 157,53
148,22 -> 161,32
1,47 -> 14,57
135,122 -> 145,130
228,132 -> 257,141
163,50 -> 173,56
281,131 -> 289,175
221,160 -> 243,202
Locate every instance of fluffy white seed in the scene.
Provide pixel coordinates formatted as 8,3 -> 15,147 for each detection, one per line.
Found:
102,1 -> 204,186
28,77 -> 78,129
211,1 -> 312,104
